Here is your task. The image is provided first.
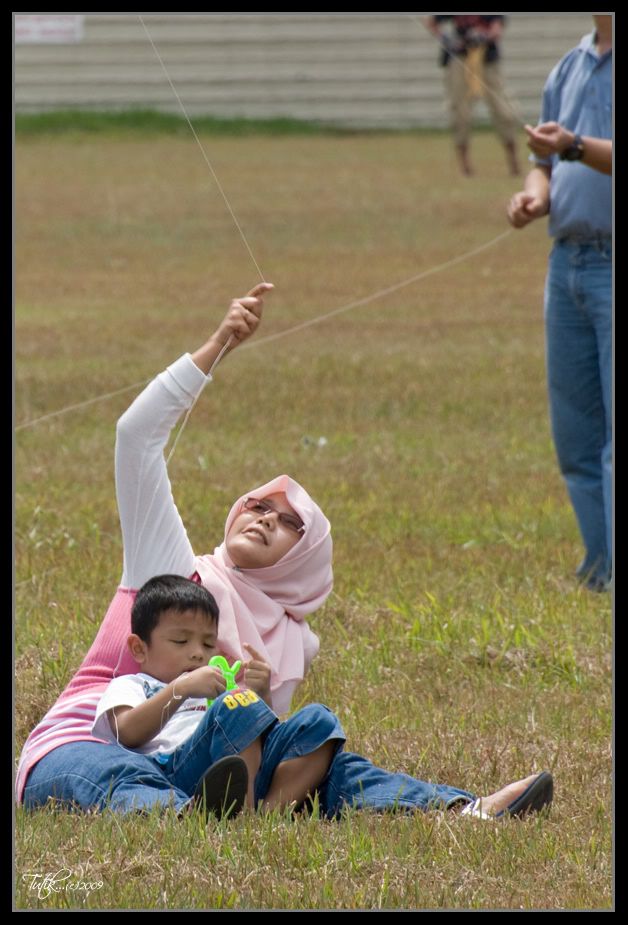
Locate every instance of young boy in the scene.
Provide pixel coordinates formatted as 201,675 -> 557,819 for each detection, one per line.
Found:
92,575 -> 337,818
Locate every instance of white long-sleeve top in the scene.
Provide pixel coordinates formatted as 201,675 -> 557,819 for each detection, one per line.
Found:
116,353 -> 209,587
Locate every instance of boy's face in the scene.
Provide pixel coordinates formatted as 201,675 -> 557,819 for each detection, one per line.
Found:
130,608 -> 218,683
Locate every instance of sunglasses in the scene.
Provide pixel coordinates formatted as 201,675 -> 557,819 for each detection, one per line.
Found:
242,497 -> 305,535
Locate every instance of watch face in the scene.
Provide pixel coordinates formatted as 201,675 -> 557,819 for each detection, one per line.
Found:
562,137 -> 584,161
566,147 -> 583,161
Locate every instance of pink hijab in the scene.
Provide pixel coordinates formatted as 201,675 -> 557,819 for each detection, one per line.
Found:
194,475 -> 333,714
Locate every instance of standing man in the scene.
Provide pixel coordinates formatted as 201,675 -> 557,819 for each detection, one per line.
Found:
425,15 -> 520,176
507,16 -> 612,591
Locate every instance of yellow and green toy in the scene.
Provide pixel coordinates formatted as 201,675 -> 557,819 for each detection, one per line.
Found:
207,655 -> 242,708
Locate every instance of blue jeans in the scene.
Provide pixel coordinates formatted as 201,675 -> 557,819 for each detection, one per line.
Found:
321,751 -> 474,817
23,691 -> 277,814
22,696 -> 474,816
545,238 -> 612,587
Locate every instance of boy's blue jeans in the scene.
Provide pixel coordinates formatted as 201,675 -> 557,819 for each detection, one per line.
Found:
22,694 -> 474,817
545,238 -> 612,587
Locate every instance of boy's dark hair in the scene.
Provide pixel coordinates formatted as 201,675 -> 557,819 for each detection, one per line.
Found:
131,575 -> 219,643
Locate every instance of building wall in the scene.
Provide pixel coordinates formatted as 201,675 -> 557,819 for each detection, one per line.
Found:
14,13 -> 595,128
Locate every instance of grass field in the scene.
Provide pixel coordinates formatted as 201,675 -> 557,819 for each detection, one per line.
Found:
14,118 -> 612,910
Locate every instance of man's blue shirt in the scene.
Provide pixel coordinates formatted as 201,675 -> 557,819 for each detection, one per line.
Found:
534,31 -> 612,240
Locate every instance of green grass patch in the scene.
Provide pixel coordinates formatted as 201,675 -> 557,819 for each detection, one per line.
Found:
14,109 -> 454,138
14,801 -> 611,909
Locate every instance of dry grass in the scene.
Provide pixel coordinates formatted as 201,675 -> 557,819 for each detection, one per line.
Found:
15,126 -> 612,910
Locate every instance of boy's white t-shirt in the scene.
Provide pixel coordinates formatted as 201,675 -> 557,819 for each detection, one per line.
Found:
92,672 -> 207,759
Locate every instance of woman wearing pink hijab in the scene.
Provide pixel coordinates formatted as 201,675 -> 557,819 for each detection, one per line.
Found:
17,284 -> 553,820
193,472 -> 332,715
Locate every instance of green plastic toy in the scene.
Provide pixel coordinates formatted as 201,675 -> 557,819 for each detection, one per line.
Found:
207,655 -> 242,707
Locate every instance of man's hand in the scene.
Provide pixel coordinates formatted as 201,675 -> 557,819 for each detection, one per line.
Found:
525,124 -> 612,175
507,190 -> 549,229
242,643 -> 272,704
525,122 -> 574,158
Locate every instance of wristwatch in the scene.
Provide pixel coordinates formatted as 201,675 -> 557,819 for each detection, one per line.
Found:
559,134 -> 585,161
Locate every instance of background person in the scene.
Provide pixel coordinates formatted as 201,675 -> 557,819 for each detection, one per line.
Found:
425,14 -> 520,177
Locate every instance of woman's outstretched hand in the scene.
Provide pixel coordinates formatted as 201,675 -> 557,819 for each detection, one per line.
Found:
191,282 -> 274,374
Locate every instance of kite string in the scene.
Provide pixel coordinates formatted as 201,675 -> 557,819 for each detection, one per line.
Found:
132,15 -> 269,469
14,379 -> 152,432
14,229 -> 513,432
241,229 -> 513,351
138,14 -> 267,285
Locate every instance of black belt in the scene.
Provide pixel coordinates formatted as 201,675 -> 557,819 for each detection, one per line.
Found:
557,233 -> 611,246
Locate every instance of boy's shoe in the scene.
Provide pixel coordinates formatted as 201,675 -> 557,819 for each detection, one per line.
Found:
191,755 -> 249,820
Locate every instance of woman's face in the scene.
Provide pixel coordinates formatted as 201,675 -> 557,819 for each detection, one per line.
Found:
225,492 -> 304,569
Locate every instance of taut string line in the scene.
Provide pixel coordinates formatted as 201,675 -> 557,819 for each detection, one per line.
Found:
15,230 -> 513,433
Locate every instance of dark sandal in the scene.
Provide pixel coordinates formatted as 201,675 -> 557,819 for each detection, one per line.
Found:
495,770 -> 553,819
192,755 -> 249,819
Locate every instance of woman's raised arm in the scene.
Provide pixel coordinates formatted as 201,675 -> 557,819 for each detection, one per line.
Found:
115,284 -> 273,589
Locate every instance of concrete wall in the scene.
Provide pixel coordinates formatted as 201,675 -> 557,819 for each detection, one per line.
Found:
14,13 -> 595,128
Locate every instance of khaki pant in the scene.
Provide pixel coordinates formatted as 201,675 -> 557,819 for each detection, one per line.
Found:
444,56 -> 519,147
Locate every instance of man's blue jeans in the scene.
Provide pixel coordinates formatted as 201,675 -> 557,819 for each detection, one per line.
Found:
545,238 -> 612,587
22,695 -> 474,817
